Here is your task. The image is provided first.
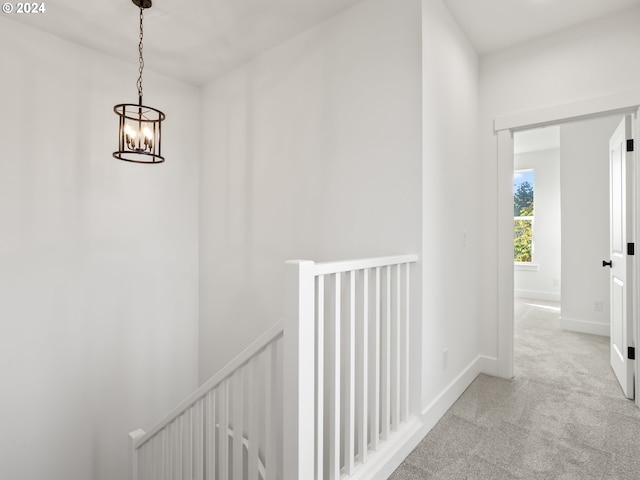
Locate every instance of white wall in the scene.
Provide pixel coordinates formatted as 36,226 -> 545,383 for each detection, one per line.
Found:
199,0 -> 487,442
199,0 -> 422,383
479,6 -> 640,359
513,148 -> 561,301
0,18 -> 200,480
421,0 -> 484,408
560,114 -> 623,335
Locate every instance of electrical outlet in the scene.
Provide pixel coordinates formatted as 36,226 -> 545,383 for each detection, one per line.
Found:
443,348 -> 448,370
594,300 -> 603,312
461,231 -> 467,247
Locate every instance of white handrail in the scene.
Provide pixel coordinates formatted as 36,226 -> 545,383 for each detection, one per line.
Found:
133,320 -> 284,450
312,254 -> 418,275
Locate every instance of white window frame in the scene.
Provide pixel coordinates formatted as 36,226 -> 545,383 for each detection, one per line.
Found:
514,169 -> 535,266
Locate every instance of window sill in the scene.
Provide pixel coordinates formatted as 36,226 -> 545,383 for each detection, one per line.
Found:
515,263 -> 539,272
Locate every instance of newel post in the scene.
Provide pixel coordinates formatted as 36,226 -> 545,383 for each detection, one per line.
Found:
128,429 -> 145,480
283,260 -> 316,480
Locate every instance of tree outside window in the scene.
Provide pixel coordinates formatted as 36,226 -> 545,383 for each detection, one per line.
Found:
514,170 -> 534,262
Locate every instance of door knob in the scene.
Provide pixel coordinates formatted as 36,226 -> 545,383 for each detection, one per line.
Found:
603,260 -> 612,268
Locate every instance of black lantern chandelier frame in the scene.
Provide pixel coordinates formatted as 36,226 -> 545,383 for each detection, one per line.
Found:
113,0 -> 165,164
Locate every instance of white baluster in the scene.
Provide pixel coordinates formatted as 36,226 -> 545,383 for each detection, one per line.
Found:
394,265 -> 401,430
233,369 -> 244,480
316,275 -> 325,480
248,356 -> 260,480
177,415 -> 183,480
329,272 -> 341,480
382,267 -> 391,441
403,263 -> 411,422
205,391 -> 216,480
358,268 -> 369,464
219,380 -> 229,479
197,399 -> 204,480
372,267 -> 381,451
345,270 -> 356,475
168,422 -> 174,480
186,409 -> 193,480
265,342 -> 276,480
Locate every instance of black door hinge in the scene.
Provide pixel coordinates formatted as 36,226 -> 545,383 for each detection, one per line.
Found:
629,347 -> 636,360
628,243 -> 635,256
627,139 -> 635,152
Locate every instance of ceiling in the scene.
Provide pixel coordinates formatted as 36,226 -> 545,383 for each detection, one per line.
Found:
5,0 -> 364,86
5,0 -> 640,86
443,0 -> 640,54
514,126 -> 560,155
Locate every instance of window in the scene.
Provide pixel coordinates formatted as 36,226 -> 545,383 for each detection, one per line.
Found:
514,170 -> 534,263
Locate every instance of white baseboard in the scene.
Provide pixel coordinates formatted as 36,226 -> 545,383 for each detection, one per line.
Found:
353,418 -> 425,480
478,355 -> 499,377
559,316 -> 609,337
421,355 -> 496,425
515,290 -> 560,302
353,355 -> 496,480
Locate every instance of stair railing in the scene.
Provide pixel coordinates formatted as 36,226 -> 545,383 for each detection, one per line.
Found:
130,253 -> 418,480
284,254 -> 418,479
130,321 -> 283,480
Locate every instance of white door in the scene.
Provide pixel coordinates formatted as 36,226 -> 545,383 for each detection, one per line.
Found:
608,115 -> 634,399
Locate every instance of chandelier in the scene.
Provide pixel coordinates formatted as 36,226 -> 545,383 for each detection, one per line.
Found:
113,0 -> 165,164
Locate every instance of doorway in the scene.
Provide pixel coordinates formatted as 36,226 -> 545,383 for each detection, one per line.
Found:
512,116 -> 624,380
495,94 -> 640,405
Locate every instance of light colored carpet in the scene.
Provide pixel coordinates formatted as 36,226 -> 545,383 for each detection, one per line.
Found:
390,298 -> 640,479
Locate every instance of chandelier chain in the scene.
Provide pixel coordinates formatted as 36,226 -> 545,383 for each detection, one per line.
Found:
137,7 -> 144,101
